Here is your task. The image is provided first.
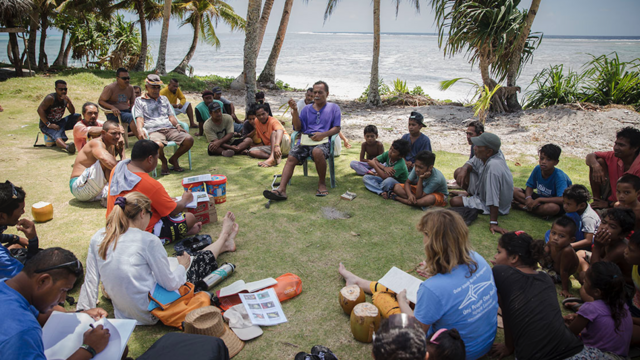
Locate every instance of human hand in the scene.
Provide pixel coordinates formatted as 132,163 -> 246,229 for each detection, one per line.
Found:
344,141 -> 352,149
310,133 -> 324,142
490,223 -> 508,235
406,161 -> 413,169
287,99 -> 298,112
416,261 -> 429,277
407,192 -> 417,205
111,108 -> 121,117
560,289 -> 572,298
181,190 -> 194,204
385,168 -> 396,176
176,123 -> 186,133
274,144 -> 282,159
455,167 -> 467,189
82,325 -> 110,354
396,289 -> 410,306
489,343 -> 513,359
16,219 -> 37,240
208,141 -> 220,152
177,253 -> 191,269
82,308 -> 108,320
592,163 -> 606,184
49,123 -> 60,130
594,227 -> 612,247
419,170 -> 432,180
563,313 -> 577,325
524,196 -> 535,210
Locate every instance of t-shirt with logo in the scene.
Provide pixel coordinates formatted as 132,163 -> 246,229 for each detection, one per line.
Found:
414,251 -> 498,360
525,166 -> 572,198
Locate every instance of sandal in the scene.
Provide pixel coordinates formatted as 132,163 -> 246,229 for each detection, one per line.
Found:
263,189 -> 287,201
316,189 -> 329,197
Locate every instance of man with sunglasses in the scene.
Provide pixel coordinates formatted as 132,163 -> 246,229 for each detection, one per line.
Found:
0,247 -> 111,360
98,68 -> 136,136
37,79 -> 80,154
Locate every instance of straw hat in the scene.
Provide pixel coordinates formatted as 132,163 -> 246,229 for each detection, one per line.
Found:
184,306 -> 244,358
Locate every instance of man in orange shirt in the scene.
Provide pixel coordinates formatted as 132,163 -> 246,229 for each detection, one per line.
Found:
106,140 -> 202,244
247,104 -> 291,167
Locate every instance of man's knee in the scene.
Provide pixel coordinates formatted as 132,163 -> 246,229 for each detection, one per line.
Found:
312,148 -> 326,161
285,155 -> 299,166
182,136 -> 194,148
450,196 -> 463,207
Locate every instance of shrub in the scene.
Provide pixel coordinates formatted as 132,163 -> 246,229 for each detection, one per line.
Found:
523,65 -> 585,109
410,86 -> 425,96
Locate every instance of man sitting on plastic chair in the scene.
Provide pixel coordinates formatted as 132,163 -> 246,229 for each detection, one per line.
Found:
263,81 -> 341,201
134,74 -> 194,176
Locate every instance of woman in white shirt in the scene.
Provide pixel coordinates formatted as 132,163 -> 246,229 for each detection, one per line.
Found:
77,191 -> 239,325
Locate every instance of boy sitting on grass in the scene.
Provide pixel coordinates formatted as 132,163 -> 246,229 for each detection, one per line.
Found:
401,112 -> 431,171
614,174 -> 640,230
513,144 -> 572,217
363,139 -> 410,199
541,216 -> 580,298
391,150 -> 448,209
350,125 -> 384,176
563,185 -> 601,251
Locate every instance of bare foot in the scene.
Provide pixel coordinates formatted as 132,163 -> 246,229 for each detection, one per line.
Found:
381,192 -> 389,199
168,157 -> 184,172
259,158 -> 277,168
338,262 -> 360,287
187,221 -> 203,236
221,211 -> 236,236
221,223 -> 239,253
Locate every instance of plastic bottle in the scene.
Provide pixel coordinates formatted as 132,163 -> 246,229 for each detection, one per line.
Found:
195,263 -> 235,291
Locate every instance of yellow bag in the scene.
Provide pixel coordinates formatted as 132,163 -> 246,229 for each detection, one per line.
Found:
149,283 -> 211,330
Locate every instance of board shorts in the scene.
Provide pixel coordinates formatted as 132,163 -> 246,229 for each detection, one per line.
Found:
149,128 -> 190,146
288,141 -> 331,163
398,184 -> 447,207
247,134 -> 291,156
153,214 -> 189,245
69,160 -> 108,202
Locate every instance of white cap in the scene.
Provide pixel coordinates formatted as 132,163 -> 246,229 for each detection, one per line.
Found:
223,304 -> 263,341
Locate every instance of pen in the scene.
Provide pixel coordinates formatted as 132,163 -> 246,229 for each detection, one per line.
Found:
89,324 -> 95,329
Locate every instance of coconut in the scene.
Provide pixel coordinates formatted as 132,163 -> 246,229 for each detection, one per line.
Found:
339,285 -> 365,315
350,302 -> 381,343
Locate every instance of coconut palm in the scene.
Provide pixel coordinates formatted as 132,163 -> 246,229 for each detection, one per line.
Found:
325,0 -> 420,106
0,0 -> 32,76
243,0 -> 261,108
155,0 -> 172,75
111,0 -> 163,71
171,0 -> 245,75
257,0 -> 294,86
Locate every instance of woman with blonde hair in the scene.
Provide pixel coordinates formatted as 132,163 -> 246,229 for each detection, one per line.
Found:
339,208 -> 498,360
77,191 -> 239,325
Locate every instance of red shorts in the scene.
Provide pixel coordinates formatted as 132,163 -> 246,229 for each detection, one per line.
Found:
399,184 -> 447,207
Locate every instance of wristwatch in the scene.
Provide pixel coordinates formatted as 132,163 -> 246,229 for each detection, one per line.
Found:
46,121 -> 51,128
490,221 -> 499,225
79,344 -> 96,358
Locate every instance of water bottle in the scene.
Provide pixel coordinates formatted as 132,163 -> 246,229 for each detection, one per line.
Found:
195,263 -> 235,291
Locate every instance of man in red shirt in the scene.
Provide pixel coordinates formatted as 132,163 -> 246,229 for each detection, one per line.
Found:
586,127 -> 640,209
106,140 -> 201,244
247,104 -> 291,167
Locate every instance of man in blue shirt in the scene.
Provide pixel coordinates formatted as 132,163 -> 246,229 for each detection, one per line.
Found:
0,247 -> 110,360
264,81 -> 341,200
401,112 -> 432,171
1,181 -> 39,280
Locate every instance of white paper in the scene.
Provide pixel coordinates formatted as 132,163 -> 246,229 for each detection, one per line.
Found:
43,311 -> 136,360
175,191 -> 208,208
183,174 -> 212,184
239,288 -> 287,326
300,134 -> 329,146
378,266 -> 423,304
219,278 -> 278,298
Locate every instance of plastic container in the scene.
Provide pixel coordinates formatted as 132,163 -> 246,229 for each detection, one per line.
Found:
181,180 -> 206,193
44,134 -> 55,147
206,175 -> 227,204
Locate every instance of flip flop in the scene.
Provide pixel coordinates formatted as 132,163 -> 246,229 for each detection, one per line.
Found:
263,189 -> 287,201
316,189 -> 329,197
160,169 -> 170,176
562,298 -> 584,312
169,166 -> 185,173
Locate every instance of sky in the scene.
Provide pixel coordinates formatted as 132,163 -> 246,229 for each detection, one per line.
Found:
138,0 -> 640,38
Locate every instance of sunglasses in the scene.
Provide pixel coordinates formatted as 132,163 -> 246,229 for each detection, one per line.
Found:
316,111 -> 321,125
57,88 -> 68,91
8,181 -> 17,199
34,259 -> 82,275
120,77 -> 130,81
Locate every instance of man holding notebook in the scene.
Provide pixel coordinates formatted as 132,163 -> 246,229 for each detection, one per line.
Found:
263,81 -> 341,200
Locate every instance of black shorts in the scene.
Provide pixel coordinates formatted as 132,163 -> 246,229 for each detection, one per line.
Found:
158,216 -> 189,245
186,250 -> 219,284
519,189 -> 565,215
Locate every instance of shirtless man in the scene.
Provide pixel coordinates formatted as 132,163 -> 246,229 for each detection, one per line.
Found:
98,68 -> 136,137
69,120 -> 122,202
37,80 -> 80,153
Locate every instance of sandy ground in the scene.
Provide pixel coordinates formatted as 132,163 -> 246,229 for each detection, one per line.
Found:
194,89 -> 640,163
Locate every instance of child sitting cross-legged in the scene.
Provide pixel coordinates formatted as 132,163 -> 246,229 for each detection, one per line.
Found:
564,261 -> 633,359
392,150 -> 448,209
363,139 -> 410,199
350,125 -> 385,176
540,215 -> 580,298
614,173 -> 640,230
513,143 -> 572,217
563,184 -> 601,251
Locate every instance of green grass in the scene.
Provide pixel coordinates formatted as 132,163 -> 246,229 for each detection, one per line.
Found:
0,71 -> 590,359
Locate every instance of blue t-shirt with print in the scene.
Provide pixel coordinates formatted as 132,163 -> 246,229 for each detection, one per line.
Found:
407,167 -> 449,197
525,166 -> 572,198
0,279 -> 46,360
414,251 -> 498,360
0,245 -> 23,281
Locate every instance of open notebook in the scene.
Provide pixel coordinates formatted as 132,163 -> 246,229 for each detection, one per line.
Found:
43,311 -> 136,360
377,266 -> 423,304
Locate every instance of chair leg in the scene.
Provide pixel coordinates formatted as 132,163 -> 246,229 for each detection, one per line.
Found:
303,159 -> 308,177
188,150 -> 192,170
329,156 -> 336,188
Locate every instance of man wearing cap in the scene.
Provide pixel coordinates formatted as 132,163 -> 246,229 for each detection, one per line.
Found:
37,79 -> 80,154
160,78 -> 196,130
450,132 -> 513,234
401,112 -> 432,171
98,68 -> 136,137
247,104 -> 291,167
212,86 -> 243,133
195,90 -> 224,137
204,102 -> 237,157
134,74 -> 194,175
452,120 -> 485,189
264,80 -> 341,200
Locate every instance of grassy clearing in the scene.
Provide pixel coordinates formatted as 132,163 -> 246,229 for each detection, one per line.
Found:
0,72 -> 591,359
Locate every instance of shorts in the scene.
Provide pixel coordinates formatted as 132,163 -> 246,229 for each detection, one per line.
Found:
398,184 -> 447,207
186,250 -> 218,284
288,141 -> 331,163
369,282 -> 402,319
70,160 -> 108,202
149,127 -> 191,146
39,113 -> 80,141
247,134 -> 291,156
518,188 -> 565,215
173,102 -> 191,115
106,109 -> 133,124
153,215 -> 189,245
462,195 -> 490,214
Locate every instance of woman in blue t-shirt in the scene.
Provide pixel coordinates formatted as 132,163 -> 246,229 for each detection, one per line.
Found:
339,208 -> 498,360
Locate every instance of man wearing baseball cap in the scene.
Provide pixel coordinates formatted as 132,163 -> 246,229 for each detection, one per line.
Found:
401,111 -> 432,171
133,74 -> 194,175
450,132 -> 513,234
194,90 -> 224,136
212,86 -> 243,133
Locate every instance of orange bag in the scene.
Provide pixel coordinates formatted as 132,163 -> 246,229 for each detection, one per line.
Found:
216,273 -> 302,311
149,282 -> 211,329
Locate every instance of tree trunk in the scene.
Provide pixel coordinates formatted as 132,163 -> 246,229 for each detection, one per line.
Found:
38,9 -> 49,71
133,0 -> 148,72
172,16 -> 200,75
257,0 -> 293,85
27,6 -> 38,71
155,0 -> 172,75
7,19 -> 23,77
243,0 -> 261,110
506,0 -> 541,111
52,30 -> 67,67
62,37 -> 73,67
366,0 -> 382,106
256,0 -> 274,58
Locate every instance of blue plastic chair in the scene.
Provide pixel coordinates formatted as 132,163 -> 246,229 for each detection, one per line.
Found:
132,106 -> 192,177
289,131 -> 337,188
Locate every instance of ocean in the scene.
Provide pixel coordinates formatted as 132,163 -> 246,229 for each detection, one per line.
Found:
1,32 -> 639,101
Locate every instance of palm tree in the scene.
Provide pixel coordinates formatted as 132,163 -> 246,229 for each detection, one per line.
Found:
112,0 -> 163,72
324,0 -> 420,106
243,0 -> 261,109
257,0 -> 293,86
171,0 -> 244,75
0,0 -> 32,76
156,0 -> 172,75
